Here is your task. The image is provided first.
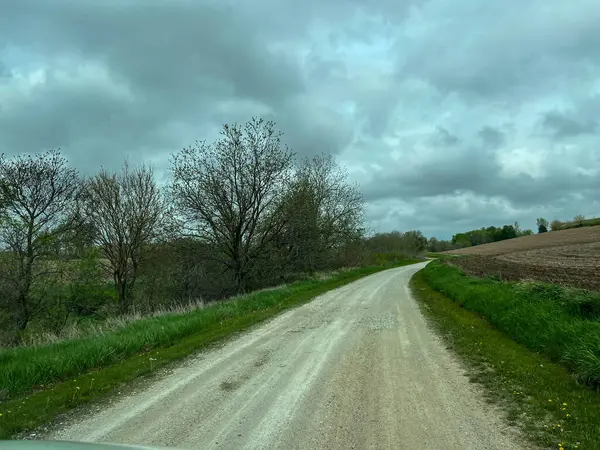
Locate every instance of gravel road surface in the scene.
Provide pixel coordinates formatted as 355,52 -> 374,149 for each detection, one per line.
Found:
50,263 -> 525,449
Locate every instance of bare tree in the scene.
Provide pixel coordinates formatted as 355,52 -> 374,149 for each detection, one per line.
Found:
274,176 -> 322,273
573,214 -> 586,227
170,117 -> 294,293
285,153 -> 364,270
305,154 -> 364,249
268,153 -> 365,274
0,150 -> 81,341
83,162 -> 164,314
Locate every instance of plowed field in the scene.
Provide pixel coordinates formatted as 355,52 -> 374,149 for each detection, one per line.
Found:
443,226 -> 600,291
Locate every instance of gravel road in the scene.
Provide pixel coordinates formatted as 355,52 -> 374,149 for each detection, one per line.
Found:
50,263 -> 526,449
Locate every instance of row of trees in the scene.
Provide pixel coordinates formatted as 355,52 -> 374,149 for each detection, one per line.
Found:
450,222 -> 533,248
447,214 -> 590,249
364,230 -> 428,259
440,213 -> 593,253
539,215 -> 589,233
2,118 -> 425,346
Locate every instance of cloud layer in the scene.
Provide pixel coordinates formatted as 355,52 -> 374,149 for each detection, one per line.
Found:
1,0 -> 599,238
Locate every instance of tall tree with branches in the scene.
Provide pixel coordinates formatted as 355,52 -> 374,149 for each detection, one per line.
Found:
83,162 -> 164,314
170,117 -> 294,294
280,153 -> 364,271
0,150 -> 81,341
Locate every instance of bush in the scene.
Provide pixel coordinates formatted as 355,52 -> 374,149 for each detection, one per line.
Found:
573,214 -> 586,228
537,217 -> 549,233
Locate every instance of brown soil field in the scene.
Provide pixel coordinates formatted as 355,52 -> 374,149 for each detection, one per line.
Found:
443,226 -> 600,291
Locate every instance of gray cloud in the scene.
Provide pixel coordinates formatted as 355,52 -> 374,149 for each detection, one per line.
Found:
543,111 -> 598,138
430,127 -> 460,147
478,126 -> 505,149
1,0 -> 599,238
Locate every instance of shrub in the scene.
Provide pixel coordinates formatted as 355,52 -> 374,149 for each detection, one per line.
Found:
573,214 -> 586,228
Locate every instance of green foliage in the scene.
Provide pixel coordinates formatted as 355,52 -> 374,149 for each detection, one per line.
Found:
364,230 -> 427,258
452,233 -> 472,248
421,262 -> 600,387
0,150 -> 82,340
537,217 -> 549,233
426,253 -> 457,261
451,222 -> 524,248
67,249 -> 115,316
369,252 -> 419,266
426,237 -> 455,252
573,214 -> 586,227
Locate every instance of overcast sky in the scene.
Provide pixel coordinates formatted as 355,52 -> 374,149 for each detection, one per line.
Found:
1,1 -> 599,239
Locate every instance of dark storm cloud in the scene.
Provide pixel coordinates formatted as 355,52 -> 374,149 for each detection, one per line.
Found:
0,0 -> 346,167
400,1 -> 600,100
478,127 -> 505,149
363,135 -> 598,206
1,0 -> 600,237
0,2 -> 304,103
543,111 -> 598,138
430,127 -> 460,147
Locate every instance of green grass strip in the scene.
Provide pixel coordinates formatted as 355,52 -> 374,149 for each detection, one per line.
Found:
0,261 -> 417,439
412,266 -> 600,449
421,262 -> 600,386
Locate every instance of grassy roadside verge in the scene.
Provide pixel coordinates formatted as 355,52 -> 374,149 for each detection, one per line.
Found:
411,263 -> 600,449
426,252 -> 457,261
422,262 -> 600,385
0,261 -> 418,439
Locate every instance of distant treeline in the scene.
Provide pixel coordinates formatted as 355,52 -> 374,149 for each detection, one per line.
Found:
426,222 -> 534,252
451,222 -> 533,247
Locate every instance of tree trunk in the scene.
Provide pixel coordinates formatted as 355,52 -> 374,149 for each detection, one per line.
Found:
234,268 -> 246,294
8,293 -> 29,345
9,255 -> 34,345
232,256 -> 248,294
114,274 -> 131,315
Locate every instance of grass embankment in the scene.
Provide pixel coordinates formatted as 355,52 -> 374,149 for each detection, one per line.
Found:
413,261 -> 600,449
426,252 -> 457,261
561,218 -> 600,230
0,260 -> 418,439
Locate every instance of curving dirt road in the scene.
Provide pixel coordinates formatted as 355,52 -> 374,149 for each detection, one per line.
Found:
50,263 -> 525,449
